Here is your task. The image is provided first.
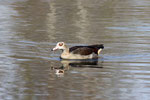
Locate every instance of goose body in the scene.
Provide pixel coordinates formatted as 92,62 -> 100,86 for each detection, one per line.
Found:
52,42 -> 104,60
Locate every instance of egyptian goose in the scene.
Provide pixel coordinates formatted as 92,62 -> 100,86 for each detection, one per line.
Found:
52,42 -> 104,59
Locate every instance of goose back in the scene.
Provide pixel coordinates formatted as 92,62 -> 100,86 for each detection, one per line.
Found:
69,44 -> 104,55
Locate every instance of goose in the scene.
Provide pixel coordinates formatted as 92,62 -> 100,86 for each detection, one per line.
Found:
51,42 -> 104,59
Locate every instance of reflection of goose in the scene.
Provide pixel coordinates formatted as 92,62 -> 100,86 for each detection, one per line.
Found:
55,69 -> 64,77
52,42 -> 104,59
61,59 -> 103,68
51,60 -> 103,77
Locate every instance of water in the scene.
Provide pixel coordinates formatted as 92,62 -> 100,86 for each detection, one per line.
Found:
0,0 -> 150,100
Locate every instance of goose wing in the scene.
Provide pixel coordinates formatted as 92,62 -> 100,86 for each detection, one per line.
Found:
69,46 -> 97,55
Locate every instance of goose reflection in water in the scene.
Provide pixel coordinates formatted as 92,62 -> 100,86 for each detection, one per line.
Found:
51,59 -> 103,77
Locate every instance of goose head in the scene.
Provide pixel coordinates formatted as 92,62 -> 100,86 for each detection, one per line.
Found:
52,42 -> 67,51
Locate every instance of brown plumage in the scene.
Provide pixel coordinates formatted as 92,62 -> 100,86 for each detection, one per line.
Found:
69,44 -> 104,55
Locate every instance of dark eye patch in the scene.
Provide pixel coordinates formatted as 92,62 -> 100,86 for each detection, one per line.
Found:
59,43 -> 63,46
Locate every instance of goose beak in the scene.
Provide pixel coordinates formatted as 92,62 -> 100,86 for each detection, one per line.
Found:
51,49 -> 54,51
51,47 -> 58,51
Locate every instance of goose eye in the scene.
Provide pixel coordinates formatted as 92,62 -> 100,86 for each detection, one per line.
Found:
59,43 -> 63,46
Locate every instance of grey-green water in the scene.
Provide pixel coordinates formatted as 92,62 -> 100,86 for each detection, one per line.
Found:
0,0 -> 150,100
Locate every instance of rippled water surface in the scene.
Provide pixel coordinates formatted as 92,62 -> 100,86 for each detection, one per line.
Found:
0,0 -> 150,100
